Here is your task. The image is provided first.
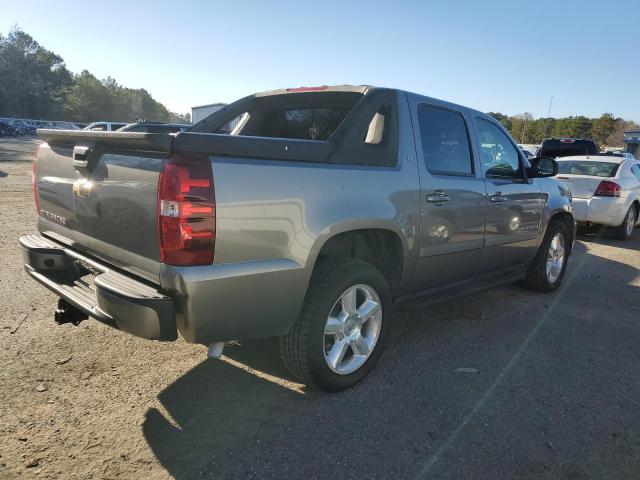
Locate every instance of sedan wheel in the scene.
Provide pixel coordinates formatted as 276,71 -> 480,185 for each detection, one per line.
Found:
611,204 -> 637,240
625,207 -> 635,237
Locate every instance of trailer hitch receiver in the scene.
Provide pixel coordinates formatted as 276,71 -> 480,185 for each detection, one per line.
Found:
54,299 -> 88,326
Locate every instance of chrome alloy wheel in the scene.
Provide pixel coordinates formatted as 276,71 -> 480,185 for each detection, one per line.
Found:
546,233 -> 565,284
625,207 -> 635,237
323,284 -> 383,375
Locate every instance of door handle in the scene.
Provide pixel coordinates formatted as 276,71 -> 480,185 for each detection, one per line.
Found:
426,192 -> 450,203
490,192 -> 507,203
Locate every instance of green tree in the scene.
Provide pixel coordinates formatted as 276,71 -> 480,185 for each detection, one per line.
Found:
0,27 -> 72,119
488,112 -> 512,131
1,27 -> 191,123
592,113 -> 616,147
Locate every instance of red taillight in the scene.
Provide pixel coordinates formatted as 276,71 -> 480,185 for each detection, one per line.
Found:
157,152 -> 215,265
594,180 -> 621,197
33,145 -> 40,214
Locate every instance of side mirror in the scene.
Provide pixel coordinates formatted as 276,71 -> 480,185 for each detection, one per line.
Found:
527,156 -> 558,178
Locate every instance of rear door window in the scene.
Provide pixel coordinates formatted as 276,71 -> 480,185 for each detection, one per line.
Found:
417,105 -> 474,175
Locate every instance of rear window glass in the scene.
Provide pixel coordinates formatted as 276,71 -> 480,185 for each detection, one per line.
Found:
193,91 -> 363,141
557,161 -> 619,177
257,108 -> 351,140
539,139 -> 598,158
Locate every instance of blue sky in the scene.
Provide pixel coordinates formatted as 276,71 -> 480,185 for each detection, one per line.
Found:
2,0 -> 638,120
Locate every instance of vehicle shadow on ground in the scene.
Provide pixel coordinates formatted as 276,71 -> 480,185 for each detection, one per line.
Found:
577,227 -> 640,251
143,240 -> 640,479
142,344 -> 306,478
0,170 -> 6,178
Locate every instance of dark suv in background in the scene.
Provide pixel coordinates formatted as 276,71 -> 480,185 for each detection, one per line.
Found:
538,138 -> 599,158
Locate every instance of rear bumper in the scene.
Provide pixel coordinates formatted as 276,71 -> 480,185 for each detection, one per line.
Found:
20,234 -> 177,341
572,197 -> 627,227
21,234 -> 309,345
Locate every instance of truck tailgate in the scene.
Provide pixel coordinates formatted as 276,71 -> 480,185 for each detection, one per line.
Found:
35,129 -> 172,283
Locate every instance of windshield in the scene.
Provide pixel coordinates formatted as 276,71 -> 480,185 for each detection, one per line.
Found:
557,160 -> 619,177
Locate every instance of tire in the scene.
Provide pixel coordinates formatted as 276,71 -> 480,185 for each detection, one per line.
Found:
524,219 -> 570,293
610,204 -> 636,241
279,257 -> 391,392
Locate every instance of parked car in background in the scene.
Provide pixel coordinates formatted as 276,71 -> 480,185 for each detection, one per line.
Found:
23,85 -> 575,391
555,155 -> 640,240
24,121 -> 37,135
0,121 -> 19,137
54,121 -> 81,130
600,151 -> 636,161
539,138 -> 599,158
520,148 -> 534,158
83,121 -> 127,132
116,122 -> 190,133
1,119 -> 27,135
518,144 -> 540,156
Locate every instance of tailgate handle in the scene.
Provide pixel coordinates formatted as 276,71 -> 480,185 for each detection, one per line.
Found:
73,145 -> 91,168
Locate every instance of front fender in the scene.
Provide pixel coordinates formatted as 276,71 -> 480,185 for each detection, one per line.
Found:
537,178 -> 575,248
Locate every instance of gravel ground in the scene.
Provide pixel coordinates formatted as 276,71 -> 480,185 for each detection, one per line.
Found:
1,137 -> 639,479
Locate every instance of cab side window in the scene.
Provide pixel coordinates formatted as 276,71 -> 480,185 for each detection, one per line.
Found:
417,105 -> 474,176
631,164 -> 640,182
476,118 -> 522,180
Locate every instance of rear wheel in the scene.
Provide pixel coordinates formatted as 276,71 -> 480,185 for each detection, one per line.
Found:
279,258 -> 391,392
524,220 -> 569,292
610,204 -> 636,241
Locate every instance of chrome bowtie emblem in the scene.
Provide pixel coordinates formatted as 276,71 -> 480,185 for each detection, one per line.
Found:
72,178 -> 94,198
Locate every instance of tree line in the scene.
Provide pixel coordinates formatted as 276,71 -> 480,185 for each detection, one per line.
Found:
0,27 -> 190,124
1,26 -> 636,141
488,112 -> 638,148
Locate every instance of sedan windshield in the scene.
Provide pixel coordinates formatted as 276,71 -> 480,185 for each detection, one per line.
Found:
557,161 -> 619,177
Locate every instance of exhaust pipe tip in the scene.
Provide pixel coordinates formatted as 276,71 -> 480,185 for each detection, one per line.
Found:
207,342 -> 225,359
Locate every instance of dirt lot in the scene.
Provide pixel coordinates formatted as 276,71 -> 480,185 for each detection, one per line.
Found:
1,136 -> 639,479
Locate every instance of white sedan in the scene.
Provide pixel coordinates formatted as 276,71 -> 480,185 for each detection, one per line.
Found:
555,155 -> 640,240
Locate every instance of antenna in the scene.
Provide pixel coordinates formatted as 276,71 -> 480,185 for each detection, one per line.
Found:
544,96 -> 554,138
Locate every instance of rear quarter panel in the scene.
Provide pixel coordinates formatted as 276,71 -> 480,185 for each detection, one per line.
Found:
163,95 -> 421,344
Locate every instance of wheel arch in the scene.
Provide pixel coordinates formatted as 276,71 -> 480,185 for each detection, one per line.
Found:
548,210 -> 575,253
309,227 -> 408,296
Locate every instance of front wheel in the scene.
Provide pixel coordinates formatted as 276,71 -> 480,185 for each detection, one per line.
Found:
524,220 -> 570,292
280,258 -> 391,392
610,204 -> 636,241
